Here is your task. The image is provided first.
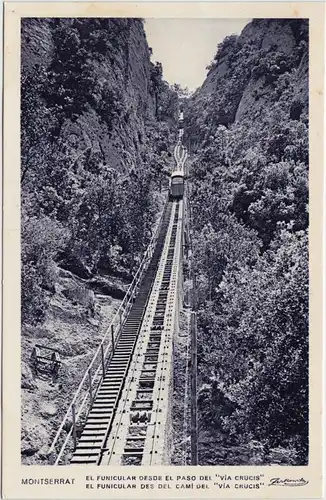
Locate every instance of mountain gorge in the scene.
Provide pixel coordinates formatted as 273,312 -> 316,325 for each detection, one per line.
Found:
22,18 -> 179,324
184,18 -> 309,465
21,17 -> 309,466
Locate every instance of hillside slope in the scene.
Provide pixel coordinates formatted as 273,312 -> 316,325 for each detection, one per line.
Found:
21,18 -> 177,464
185,18 -> 309,465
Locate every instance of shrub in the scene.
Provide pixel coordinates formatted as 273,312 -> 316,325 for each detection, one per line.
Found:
21,215 -> 69,324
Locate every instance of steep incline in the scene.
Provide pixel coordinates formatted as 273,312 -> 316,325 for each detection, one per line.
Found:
21,19 -> 176,464
22,19 -> 155,173
183,19 -> 309,466
187,19 -> 308,145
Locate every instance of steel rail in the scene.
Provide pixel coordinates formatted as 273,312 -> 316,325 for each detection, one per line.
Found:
48,203 -> 168,463
50,123 -> 188,466
101,202 -> 178,466
67,203 -> 174,464
146,203 -> 183,465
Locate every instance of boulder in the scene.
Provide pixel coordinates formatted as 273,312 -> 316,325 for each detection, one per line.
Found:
21,424 -> 48,457
21,362 -> 37,390
39,402 -> 57,418
57,253 -> 92,280
88,276 -> 127,299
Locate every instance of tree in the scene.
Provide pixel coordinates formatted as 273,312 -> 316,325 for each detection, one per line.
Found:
187,19 -> 309,464
150,61 -> 163,116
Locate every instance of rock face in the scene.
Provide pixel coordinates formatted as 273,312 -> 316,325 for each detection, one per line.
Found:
20,19 -> 176,464
21,18 -> 156,173
186,19 -> 308,147
183,19 -> 309,466
21,361 -> 37,391
21,18 -> 175,325
21,18 -> 53,71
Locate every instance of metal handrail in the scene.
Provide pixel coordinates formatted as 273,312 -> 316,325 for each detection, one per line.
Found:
48,202 -> 167,464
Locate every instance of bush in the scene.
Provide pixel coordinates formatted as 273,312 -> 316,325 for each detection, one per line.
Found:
21,215 -> 69,324
186,19 -> 309,464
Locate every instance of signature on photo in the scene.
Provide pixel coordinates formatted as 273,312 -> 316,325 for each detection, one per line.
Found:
268,478 -> 309,487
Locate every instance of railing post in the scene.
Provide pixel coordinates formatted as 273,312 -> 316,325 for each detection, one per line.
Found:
48,204 -> 167,465
190,313 -> 198,465
101,344 -> 105,376
88,370 -> 93,406
111,324 -> 115,353
71,403 -> 77,450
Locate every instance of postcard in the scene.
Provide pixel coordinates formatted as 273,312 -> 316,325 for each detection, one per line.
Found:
2,1 -> 324,498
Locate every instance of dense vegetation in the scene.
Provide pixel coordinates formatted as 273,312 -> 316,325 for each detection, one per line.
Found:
22,17 -> 309,466
21,18 -> 178,325
185,19 -> 309,464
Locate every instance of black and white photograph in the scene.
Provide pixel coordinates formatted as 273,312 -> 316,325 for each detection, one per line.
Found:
19,14 -> 310,470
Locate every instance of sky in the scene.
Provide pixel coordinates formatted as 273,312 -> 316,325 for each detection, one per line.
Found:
144,19 -> 251,91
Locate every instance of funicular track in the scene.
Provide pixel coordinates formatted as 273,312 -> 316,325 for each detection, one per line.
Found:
50,113 -> 187,467
68,200 -> 184,465
101,201 -> 182,466
69,202 -> 174,465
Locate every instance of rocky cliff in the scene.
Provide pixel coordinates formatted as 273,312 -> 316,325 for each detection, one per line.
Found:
187,18 -> 308,146
21,18 -> 176,322
22,18 -> 159,179
184,19 -> 309,465
21,18 -> 176,464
